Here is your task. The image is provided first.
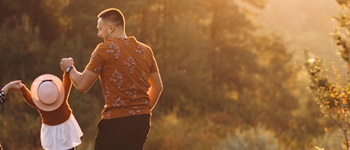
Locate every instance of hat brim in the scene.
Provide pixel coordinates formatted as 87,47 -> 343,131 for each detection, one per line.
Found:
31,74 -> 65,112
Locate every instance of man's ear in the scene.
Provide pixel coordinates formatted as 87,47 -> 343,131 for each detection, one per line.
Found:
108,24 -> 115,33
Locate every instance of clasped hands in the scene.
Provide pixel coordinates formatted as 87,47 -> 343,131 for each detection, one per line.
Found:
60,57 -> 74,72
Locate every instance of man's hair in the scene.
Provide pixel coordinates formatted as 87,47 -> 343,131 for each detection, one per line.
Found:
97,8 -> 125,27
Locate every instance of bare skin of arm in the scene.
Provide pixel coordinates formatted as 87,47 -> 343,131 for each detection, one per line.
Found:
1,80 -> 23,95
69,67 -> 99,93
60,58 -> 99,93
148,72 -> 163,111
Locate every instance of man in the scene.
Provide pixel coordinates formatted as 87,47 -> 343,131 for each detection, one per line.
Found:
60,8 -> 163,150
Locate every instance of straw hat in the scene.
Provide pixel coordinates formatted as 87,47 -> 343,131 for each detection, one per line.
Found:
30,74 -> 65,111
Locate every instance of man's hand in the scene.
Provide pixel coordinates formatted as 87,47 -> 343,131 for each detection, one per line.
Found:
60,57 -> 74,72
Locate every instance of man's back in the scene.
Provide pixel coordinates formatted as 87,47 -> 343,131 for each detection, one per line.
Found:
86,36 -> 158,119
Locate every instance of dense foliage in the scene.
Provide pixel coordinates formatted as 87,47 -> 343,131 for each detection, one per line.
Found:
0,0 -> 328,149
304,0 -> 350,149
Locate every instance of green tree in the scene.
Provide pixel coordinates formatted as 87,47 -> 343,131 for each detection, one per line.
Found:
204,1 -> 319,148
304,0 -> 350,149
0,0 -> 326,149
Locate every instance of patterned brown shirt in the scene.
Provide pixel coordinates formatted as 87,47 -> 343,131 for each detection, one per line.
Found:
86,36 -> 158,119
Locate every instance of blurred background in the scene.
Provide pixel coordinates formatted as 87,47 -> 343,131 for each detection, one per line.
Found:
0,0 -> 349,149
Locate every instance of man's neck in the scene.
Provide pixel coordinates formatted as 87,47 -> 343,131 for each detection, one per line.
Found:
110,29 -> 127,39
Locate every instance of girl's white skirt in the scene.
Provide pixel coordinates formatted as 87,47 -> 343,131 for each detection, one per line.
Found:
40,114 -> 83,150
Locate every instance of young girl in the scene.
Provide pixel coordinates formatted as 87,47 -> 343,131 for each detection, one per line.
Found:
4,72 -> 83,150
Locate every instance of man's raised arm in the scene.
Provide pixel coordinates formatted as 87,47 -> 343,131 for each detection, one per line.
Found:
60,57 -> 99,93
